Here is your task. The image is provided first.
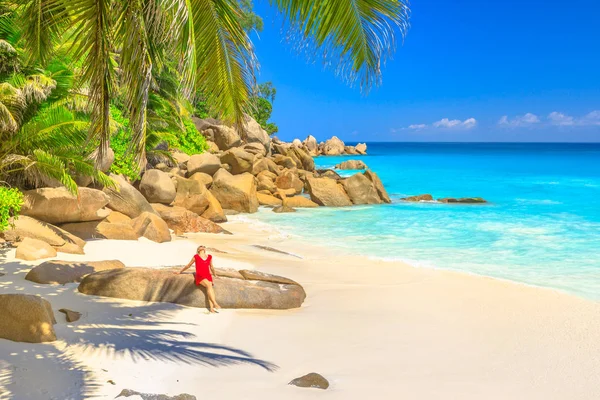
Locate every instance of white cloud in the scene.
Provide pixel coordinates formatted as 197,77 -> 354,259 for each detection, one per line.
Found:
432,118 -> 477,130
408,124 -> 427,130
498,113 -> 540,128
581,110 -> 600,126
548,112 -> 575,126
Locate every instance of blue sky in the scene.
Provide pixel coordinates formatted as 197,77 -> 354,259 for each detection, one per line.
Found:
250,0 -> 600,142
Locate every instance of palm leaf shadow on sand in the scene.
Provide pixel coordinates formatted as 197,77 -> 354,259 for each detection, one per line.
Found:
59,303 -> 278,372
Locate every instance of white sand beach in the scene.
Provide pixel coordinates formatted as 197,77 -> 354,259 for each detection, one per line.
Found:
1,217 -> 600,400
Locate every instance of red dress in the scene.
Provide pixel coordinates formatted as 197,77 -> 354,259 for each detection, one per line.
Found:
194,254 -> 213,285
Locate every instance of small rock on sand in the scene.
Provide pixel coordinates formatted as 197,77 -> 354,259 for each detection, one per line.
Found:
289,373 -> 330,390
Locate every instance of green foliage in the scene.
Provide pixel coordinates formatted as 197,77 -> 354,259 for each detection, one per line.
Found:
239,0 -> 264,32
251,82 -> 278,135
108,106 -> 140,181
166,119 -> 208,156
0,186 -> 23,232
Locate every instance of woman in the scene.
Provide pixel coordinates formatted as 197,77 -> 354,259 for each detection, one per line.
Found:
176,245 -> 222,313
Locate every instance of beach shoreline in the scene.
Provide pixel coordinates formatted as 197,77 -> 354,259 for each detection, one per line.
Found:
1,214 -> 600,399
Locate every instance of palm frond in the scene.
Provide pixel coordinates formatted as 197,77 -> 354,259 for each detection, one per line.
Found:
63,0 -> 116,164
183,0 -> 257,127
270,0 -> 409,90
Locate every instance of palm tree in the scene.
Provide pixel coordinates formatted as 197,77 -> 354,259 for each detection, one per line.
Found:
12,0 -> 409,164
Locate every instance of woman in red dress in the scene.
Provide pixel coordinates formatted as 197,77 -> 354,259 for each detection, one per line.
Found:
176,245 -> 222,313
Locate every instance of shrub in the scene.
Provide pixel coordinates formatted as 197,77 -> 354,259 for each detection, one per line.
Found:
0,186 -> 23,232
166,119 -> 208,156
109,106 -> 141,181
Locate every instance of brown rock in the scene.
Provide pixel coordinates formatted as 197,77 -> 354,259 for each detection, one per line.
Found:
272,154 -> 297,169
288,146 -> 315,172
243,142 -> 267,157
104,174 -> 157,218
25,260 -> 125,284
341,173 -> 383,205
139,169 -> 177,204
306,178 -> 352,207
151,204 -> 226,235
239,270 -> 299,285
316,169 -> 342,180
252,158 -> 279,176
273,205 -> 296,213
257,193 -> 283,207
438,197 -> 488,204
117,389 -> 197,400
172,176 -> 226,222
275,170 -> 304,194
289,373 -> 330,390
105,211 -> 131,224
335,160 -> 367,170
15,238 -> 57,261
220,148 -> 255,175
402,194 -> 433,202
0,294 -> 56,343
2,216 -> 85,254
303,135 -> 319,156
323,136 -> 345,155
210,169 -> 258,213
130,212 -> 171,243
60,220 -> 139,241
189,172 -> 213,188
240,115 -> 271,153
364,170 -> 391,204
283,196 -> 319,208
355,143 -> 367,155
21,187 -> 110,224
212,125 -> 242,150
187,153 -> 221,176
78,268 -> 306,310
59,308 -> 81,323
344,145 -> 359,155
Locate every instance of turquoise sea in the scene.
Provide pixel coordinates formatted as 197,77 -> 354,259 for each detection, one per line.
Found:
248,143 -> 600,300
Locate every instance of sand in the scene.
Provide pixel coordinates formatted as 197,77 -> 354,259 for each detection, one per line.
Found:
1,217 -> 600,400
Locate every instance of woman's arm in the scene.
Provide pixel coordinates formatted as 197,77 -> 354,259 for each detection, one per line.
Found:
176,258 -> 194,274
210,259 -> 216,277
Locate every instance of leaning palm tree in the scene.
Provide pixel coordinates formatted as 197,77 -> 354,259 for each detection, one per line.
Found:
13,0 -> 409,164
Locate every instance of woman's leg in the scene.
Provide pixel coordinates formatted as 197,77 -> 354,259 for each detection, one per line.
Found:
200,280 -> 219,312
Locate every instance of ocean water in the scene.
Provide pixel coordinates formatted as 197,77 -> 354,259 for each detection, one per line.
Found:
247,143 -> 600,300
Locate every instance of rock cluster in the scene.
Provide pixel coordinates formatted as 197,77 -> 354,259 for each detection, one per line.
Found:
401,194 -> 487,204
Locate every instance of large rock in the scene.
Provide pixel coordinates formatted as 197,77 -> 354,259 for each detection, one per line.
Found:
323,136 -> 345,156
288,146 -> 315,172
213,125 -> 242,150
289,373 -> 330,390
220,148 -> 255,175
104,174 -> 157,218
15,238 -> 57,261
275,170 -> 304,194
303,135 -> 318,155
25,260 -> 125,284
210,169 -> 258,213
139,169 -> 176,204
283,196 -> 319,208
243,142 -> 267,157
1,216 -> 85,254
335,160 -> 367,170
130,212 -> 171,243
257,193 -> 282,207
241,115 -> 271,152
187,153 -> 221,176
355,143 -> 367,155
151,204 -> 227,235
251,158 -> 279,176
344,145 -> 359,155
0,294 -> 56,343
172,176 -> 226,223
20,187 -> 110,224
438,197 -> 487,204
189,172 -> 213,188
306,178 -> 352,207
341,173 -> 383,205
402,194 -> 433,202
105,211 -> 131,224
78,268 -> 306,310
272,154 -> 296,169
60,220 -> 139,241
364,170 -> 391,204
256,174 -> 277,193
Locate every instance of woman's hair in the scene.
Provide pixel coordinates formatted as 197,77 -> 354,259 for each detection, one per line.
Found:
197,245 -> 206,253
